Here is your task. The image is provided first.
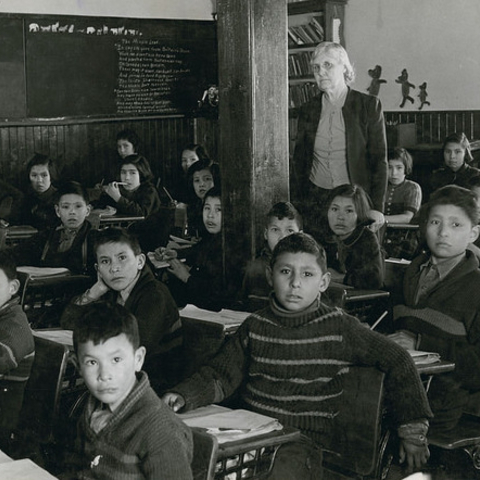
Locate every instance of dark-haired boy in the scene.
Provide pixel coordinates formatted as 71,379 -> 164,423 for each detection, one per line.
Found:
238,201 -> 303,312
11,180 -> 96,276
61,227 -> 183,392
163,232 -> 432,478
0,250 -> 35,450
391,185 -> 480,434
64,302 -> 193,479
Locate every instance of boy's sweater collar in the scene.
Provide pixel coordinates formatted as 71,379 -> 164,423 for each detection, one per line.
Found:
268,293 -> 332,327
0,295 -> 20,315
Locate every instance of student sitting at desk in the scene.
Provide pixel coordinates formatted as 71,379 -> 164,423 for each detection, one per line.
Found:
11,181 -> 96,276
163,233 -> 432,479
63,302 -> 193,480
20,153 -> 58,230
61,227 -> 183,392
185,158 -> 220,239
0,250 -> 35,451
155,186 -> 241,312
238,201 -> 303,312
99,154 -> 161,219
383,147 -> 422,260
322,184 -> 384,289
391,185 -> 480,435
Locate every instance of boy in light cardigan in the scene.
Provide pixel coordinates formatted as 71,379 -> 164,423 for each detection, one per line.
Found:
163,232 -> 432,479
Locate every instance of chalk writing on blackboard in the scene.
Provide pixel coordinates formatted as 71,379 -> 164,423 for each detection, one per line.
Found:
115,38 -> 193,115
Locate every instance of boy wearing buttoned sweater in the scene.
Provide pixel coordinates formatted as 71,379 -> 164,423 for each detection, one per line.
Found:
163,232 -> 432,479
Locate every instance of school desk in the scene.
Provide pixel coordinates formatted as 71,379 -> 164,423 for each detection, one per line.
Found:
89,214 -> 145,230
4,224 -> 38,247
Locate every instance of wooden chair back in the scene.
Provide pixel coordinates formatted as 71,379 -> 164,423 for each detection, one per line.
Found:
191,427 -> 218,480
322,366 -> 387,478
19,274 -> 91,328
18,336 -> 69,442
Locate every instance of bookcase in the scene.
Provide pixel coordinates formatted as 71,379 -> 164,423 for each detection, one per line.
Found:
288,0 -> 348,112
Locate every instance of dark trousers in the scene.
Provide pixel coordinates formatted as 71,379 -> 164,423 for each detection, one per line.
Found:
267,436 -> 323,480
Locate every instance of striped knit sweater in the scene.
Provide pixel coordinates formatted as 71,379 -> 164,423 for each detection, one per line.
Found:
67,371 -> 193,480
173,296 -> 432,445
0,296 -> 35,437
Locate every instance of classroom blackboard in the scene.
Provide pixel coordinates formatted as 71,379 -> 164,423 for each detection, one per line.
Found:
0,14 -> 217,120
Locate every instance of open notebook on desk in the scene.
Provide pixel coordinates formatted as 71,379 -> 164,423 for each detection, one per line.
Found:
179,405 -> 282,444
408,350 -> 441,365
180,304 -> 250,334
0,458 -> 57,479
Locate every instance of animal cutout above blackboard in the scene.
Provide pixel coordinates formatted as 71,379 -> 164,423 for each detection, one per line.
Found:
418,82 -> 431,110
366,65 -> 386,96
395,69 -> 415,108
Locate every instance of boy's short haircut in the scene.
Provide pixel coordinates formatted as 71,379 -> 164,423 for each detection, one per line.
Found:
25,152 -> 57,182
266,202 -> 303,230
426,185 -> 479,225
116,128 -> 140,152
120,154 -> 154,183
203,185 -> 221,205
93,227 -> 142,257
388,147 -> 413,175
271,232 -> 327,272
73,301 -> 140,354
54,180 -> 89,204
0,250 -> 17,281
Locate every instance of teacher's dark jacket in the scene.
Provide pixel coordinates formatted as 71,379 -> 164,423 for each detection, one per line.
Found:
291,88 -> 388,212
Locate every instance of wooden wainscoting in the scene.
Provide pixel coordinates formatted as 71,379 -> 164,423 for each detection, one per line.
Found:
0,116 -> 218,192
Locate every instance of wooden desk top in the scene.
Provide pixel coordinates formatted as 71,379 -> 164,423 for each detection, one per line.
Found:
416,359 -> 455,376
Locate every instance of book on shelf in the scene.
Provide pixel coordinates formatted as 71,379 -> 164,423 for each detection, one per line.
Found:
17,266 -> 71,279
179,405 -> 283,444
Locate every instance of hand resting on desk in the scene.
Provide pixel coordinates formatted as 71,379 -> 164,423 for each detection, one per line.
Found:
162,392 -> 186,413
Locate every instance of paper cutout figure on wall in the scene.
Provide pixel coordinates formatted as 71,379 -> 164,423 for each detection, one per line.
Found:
395,69 -> 415,108
418,82 -> 431,110
366,65 -> 387,96
197,84 -> 219,118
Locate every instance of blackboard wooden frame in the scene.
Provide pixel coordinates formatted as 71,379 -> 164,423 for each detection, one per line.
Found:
0,13 -> 217,122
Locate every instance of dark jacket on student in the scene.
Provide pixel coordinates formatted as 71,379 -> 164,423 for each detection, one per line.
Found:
62,266 -> 184,391
106,182 -> 161,218
20,185 -> 59,230
394,250 -> 480,431
291,88 -> 388,212
430,163 -> 480,194
11,220 -> 96,276
0,296 -> 35,448
167,233 -> 242,312
324,224 -> 384,290
0,180 -> 24,222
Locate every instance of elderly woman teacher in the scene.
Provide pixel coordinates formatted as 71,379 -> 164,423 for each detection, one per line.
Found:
291,42 -> 388,236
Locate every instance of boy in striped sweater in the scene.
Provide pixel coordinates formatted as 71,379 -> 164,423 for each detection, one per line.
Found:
163,232 -> 432,479
0,250 -> 35,450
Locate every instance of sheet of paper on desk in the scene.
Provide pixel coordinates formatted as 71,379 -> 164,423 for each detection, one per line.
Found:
17,266 -> 71,278
180,304 -> 250,330
408,350 -> 441,365
147,252 -> 186,270
0,458 -> 58,479
179,407 -> 282,443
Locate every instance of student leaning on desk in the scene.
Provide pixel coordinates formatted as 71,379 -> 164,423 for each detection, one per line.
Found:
163,232 -> 432,479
